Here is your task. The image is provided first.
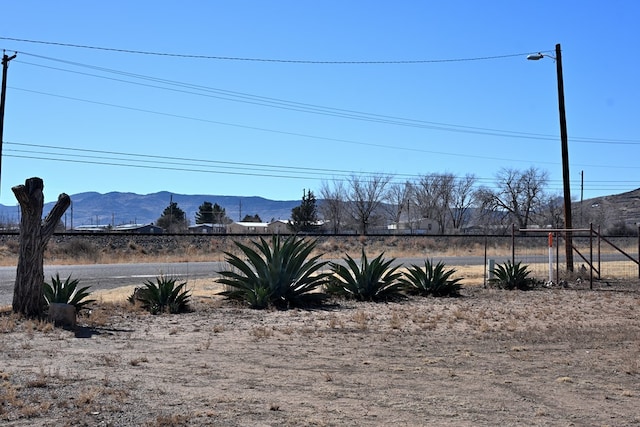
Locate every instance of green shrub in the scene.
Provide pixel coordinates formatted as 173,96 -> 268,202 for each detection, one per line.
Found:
43,274 -> 95,312
328,250 -> 404,301
489,260 -> 533,290
132,275 -> 191,314
400,259 -> 462,297
218,235 -> 330,309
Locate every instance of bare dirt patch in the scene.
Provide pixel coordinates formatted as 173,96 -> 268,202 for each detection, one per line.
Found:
2,281 -> 640,426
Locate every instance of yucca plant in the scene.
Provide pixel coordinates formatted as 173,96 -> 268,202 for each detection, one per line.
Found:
133,275 -> 192,314
329,250 -> 404,301
218,235 -> 330,309
43,273 -> 95,312
400,259 -> 463,297
489,260 -> 533,290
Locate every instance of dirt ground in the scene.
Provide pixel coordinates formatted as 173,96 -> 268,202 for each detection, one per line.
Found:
1,279 -> 640,426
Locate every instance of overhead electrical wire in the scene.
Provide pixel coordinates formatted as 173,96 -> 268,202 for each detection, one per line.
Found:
6,87 -> 571,169
2,140 -> 502,185
11,85 -> 640,179
1,38 -> 635,194
8,149 -> 633,193
9,140 -> 636,194
13,52 -> 640,145
0,36 -> 544,64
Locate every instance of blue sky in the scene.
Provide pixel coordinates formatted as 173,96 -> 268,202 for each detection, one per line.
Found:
0,1 -> 638,204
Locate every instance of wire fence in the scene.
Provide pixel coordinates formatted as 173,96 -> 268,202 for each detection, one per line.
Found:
514,227 -> 639,285
1,230 -> 637,286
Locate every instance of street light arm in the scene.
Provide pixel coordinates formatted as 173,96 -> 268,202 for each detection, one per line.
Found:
527,52 -> 556,61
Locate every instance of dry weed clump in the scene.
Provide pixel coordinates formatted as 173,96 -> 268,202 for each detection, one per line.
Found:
46,238 -> 101,263
0,310 -> 18,333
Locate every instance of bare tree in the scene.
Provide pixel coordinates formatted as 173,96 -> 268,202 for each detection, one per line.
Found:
414,173 -> 454,234
479,167 -> 549,229
384,181 -> 413,232
12,178 -> 71,317
540,194 -> 565,228
346,173 -> 392,235
449,174 -> 478,231
319,179 -> 347,234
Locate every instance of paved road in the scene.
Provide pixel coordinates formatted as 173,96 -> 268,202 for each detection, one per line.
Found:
1,253 -> 627,307
1,257 -> 495,306
0,261 -> 226,307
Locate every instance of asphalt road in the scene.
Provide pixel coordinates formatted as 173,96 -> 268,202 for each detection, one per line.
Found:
0,256 -> 510,307
0,261 -> 227,307
1,253 -> 626,307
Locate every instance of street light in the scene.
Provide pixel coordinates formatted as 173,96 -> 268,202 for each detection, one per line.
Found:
528,43 -> 574,272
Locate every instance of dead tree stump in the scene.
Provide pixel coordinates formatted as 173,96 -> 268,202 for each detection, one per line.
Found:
12,177 -> 70,318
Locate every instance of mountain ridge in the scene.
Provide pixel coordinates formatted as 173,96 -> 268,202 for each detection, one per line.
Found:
0,188 -> 637,230
0,191 -> 300,227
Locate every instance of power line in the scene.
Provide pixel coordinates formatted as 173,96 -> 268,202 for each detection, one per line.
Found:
10,86 -> 640,175
6,87 -> 567,167
0,37 -> 543,64
13,52 -> 640,146
7,140 -> 638,194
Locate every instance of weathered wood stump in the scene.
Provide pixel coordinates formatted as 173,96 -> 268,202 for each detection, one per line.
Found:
12,177 -> 71,318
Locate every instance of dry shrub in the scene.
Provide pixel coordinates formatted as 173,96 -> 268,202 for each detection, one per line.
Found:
146,414 -> 191,427
48,238 -> 100,262
0,311 -> 18,333
77,387 -> 101,405
352,310 -> 369,330
24,319 -> 54,334
251,326 -> 274,339
389,311 -> 403,329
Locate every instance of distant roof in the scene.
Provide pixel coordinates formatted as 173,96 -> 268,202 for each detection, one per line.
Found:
73,224 -> 110,231
112,223 -> 161,231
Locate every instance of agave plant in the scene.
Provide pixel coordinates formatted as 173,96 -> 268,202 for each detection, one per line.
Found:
218,235 -> 330,309
329,250 -> 404,301
489,260 -> 533,290
134,275 -> 192,314
43,273 -> 95,312
400,259 -> 463,297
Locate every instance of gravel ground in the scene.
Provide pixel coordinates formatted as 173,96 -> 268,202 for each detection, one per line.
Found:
1,280 -> 640,426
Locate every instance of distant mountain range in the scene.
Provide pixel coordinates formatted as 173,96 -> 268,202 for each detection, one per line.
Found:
0,188 -> 637,230
0,191 -> 300,228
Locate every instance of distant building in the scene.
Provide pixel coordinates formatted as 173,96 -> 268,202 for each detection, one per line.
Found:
226,221 -> 270,234
112,223 -> 163,234
387,218 -> 438,235
267,219 -> 291,234
72,224 -> 110,233
188,223 -> 226,234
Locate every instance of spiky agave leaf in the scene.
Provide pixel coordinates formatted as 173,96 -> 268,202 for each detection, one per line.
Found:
137,275 -> 191,314
399,260 -> 463,297
43,273 -> 96,312
329,250 -> 404,301
489,260 -> 532,290
218,235 -> 330,309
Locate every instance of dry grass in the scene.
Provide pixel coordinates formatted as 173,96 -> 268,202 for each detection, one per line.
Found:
1,282 -> 640,425
1,234 -> 640,424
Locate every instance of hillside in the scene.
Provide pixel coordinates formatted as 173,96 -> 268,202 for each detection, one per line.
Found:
0,192 -> 299,228
578,188 -> 640,229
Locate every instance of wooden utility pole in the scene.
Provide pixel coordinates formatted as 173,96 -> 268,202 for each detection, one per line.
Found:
12,177 -> 70,317
0,51 -> 17,192
555,43 -> 574,272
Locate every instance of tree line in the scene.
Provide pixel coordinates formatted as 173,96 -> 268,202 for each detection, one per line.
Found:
153,166 -> 617,235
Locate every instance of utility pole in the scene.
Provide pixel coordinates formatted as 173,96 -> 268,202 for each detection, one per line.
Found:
0,51 -> 17,193
555,43 -> 574,272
